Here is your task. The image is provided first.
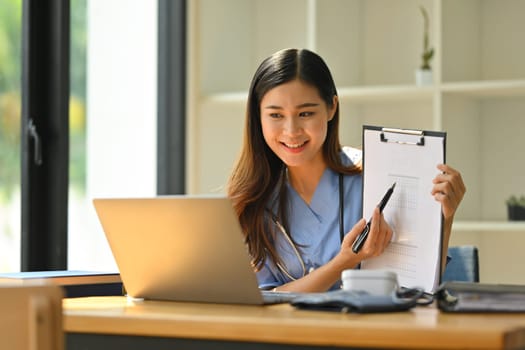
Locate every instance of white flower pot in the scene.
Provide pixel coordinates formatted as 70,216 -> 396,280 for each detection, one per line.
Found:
415,69 -> 433,86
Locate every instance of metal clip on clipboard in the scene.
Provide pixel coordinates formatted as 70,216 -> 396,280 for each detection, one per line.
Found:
380,128 -> 425,146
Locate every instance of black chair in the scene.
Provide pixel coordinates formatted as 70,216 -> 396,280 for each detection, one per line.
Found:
442,245 -> 480,282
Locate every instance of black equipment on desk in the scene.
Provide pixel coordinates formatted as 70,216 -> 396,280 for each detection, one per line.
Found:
437,281 -> 525,313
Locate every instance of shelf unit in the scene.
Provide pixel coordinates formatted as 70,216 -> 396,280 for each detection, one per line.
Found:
187,0 -> 525,283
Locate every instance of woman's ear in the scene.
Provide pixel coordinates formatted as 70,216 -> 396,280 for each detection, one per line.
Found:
328,95 -> 339,121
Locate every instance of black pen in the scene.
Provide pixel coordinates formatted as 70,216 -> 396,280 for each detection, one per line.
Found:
351,182 -> 396,253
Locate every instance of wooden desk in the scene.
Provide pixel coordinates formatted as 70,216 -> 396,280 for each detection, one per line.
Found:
63,296 -> 525,350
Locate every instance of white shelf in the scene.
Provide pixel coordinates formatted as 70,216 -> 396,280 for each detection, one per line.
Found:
202,92 -> 248,105
453,221 -> 525,232
441,80 -> 525,98
204,86 -> 435,106
338,85 -> 434,103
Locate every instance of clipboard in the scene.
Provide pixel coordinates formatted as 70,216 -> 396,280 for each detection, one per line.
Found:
360,125 -> 446,293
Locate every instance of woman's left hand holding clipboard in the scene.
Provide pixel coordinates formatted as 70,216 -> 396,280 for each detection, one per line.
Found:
432,164 -> 466,220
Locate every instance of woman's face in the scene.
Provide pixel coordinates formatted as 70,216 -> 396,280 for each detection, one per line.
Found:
259,79 -> 337,170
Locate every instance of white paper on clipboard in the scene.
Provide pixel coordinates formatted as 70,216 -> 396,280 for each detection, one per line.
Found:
360,125 -> 445,293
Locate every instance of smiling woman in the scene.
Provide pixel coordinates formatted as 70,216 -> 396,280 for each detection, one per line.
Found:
227,49 -> 369,292
227,48 -> 465,294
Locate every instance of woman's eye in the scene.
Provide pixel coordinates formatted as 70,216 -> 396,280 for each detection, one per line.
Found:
299,111 -> 314,117
269,113 -> 282,119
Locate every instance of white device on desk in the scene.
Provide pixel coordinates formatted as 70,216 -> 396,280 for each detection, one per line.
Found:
341,269 -> 398,295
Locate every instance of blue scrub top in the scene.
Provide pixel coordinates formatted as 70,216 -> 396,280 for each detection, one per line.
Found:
257,147 -> 363,290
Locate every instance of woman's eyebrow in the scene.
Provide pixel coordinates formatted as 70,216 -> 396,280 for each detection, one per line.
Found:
296,102 -> 320,108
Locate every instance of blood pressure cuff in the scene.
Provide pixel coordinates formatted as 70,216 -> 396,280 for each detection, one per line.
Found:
291,288 -> 427,313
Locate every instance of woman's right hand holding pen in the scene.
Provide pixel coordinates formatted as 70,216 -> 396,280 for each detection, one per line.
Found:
334,208 -> 393,270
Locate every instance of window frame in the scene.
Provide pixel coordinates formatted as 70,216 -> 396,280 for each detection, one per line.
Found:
21,0 -> 70,271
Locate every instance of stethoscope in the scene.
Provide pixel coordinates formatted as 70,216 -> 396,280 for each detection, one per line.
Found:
272,173 -> 345,281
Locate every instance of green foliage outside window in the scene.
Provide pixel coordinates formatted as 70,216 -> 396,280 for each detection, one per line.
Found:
0,0 -> 22,203
70,0 -> 87,195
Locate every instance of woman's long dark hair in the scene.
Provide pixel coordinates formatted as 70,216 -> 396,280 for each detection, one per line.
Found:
227,48 -> 361,270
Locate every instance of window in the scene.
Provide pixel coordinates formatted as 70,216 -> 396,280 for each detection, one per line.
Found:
68,0 -> 158,271
1,0 -> 183,273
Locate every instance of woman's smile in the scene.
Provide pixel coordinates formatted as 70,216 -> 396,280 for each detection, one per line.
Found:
281,140 -> 309,152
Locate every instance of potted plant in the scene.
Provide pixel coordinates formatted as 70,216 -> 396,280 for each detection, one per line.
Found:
415,5 -> 434,86
506,195 -> 525,221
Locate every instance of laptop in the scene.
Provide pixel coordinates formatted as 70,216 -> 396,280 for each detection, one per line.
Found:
93,195 -> 300,305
